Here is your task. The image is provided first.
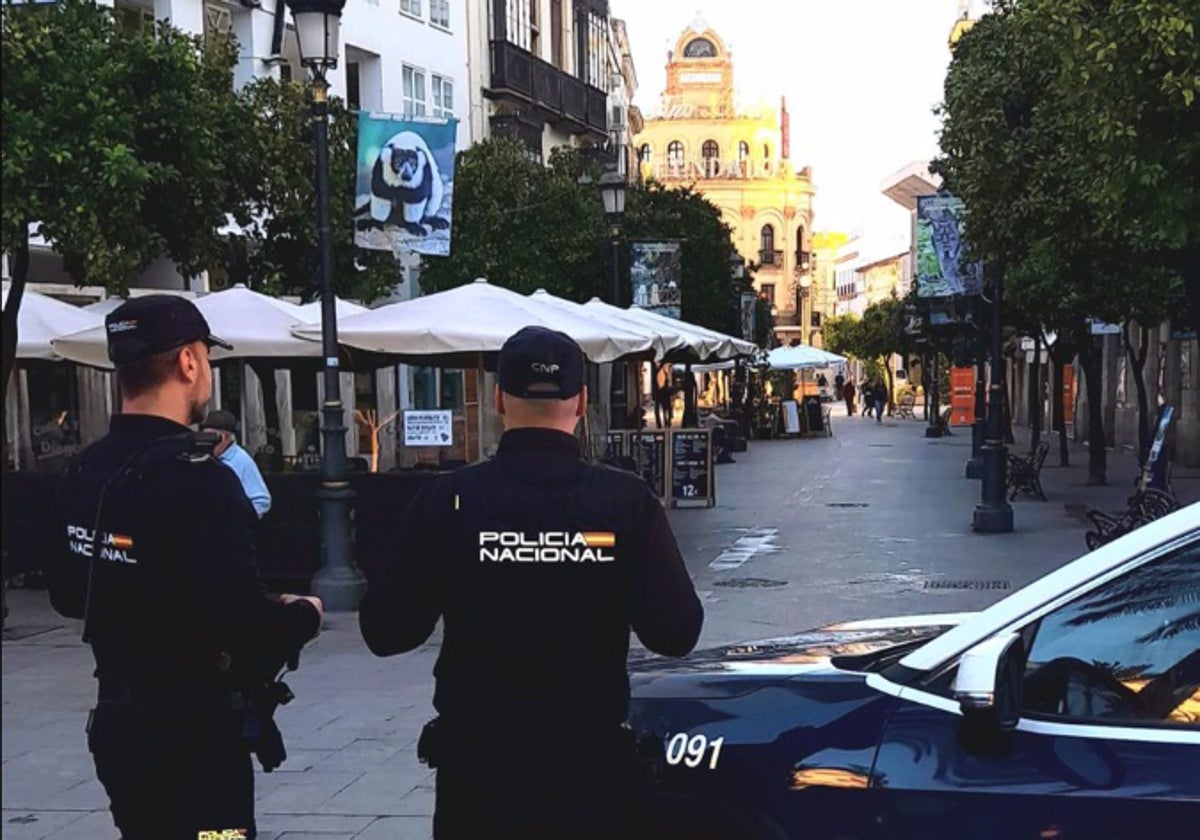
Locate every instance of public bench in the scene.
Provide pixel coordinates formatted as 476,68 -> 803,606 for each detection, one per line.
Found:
1084,487 -> 1180,550
1007,441 -> 1050,501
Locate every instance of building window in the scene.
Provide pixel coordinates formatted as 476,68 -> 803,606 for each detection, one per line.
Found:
402,64 -> 427,117
761,284 -> 776,307
400,0 -> 422,19
504,0 -> 532,51
346,61 -> 361,111
702,139 -> 719,176
667,140 -> 684,169
430,0 -> 450,28
763,143 -> 770,160
576,6 -> 606,88
550,0 -> 564,68
738,141 -> 749,160
431,74 -> 454,118
114,1 -> 155,36
760,224 -> 776,257
638,144 -> 652,165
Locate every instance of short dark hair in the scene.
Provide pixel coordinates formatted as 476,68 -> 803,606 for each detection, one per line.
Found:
115,346 -> 182,399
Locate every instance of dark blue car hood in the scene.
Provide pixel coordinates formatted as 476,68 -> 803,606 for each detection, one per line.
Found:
629,613 -> 967,700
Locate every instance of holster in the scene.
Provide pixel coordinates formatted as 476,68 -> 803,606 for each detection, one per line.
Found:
241,679 -> 295,773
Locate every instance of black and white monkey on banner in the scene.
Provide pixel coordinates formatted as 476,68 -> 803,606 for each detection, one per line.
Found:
355,131 -> 449,237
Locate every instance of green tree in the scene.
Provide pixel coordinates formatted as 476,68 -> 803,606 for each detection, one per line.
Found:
1,0 -> 258,391
417,138 -> 607,299
623,180 -> 745,335
934,0 -> 1194,482
235,78 -> 401,304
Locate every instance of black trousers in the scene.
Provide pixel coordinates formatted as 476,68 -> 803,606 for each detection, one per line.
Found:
432,731 -> 639,840
87,704 -> 256,840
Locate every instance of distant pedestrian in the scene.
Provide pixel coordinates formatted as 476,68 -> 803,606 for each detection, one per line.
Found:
842,379 -> 856,416
872,380 -> 889,423
653,365 -> 674,429
816,373 -> 828,388
860,382 -> 874,417
201,410 -> 272,518
834,372 -> 845,393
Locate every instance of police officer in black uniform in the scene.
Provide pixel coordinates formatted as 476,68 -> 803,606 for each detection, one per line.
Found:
360,326 -> 704,840
50,295 -> 324,839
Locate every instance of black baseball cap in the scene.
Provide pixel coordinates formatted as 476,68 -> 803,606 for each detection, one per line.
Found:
105,295 -> 232,365
200,410 -> 238,433
498,326 -> 585,399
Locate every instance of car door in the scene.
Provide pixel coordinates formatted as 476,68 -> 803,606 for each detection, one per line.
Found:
868,537 -> 1200,840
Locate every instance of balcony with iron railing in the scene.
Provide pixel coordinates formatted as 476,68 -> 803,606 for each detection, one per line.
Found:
487,40 -> 609,140
758,249 -> 784,267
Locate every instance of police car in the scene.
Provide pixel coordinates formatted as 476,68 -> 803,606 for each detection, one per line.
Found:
628,504 -> 1199,840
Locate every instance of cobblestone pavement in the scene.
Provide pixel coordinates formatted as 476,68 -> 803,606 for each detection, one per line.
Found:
4,405 -> 1197,838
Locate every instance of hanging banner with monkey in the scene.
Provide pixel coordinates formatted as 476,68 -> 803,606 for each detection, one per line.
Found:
354,113 -> 458,257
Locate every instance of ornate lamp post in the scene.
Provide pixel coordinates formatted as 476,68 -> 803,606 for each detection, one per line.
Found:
597,170 -> 628,427
973,263 -> 1013,532
286,0 -> 364,608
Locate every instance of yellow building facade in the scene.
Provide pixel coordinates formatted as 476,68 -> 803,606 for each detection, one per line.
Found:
633,22 -> 816,343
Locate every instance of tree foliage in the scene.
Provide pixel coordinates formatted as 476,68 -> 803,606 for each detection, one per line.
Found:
1,0 -> 256,287
934,0 -> 1198,481
417,138 -> 608,299
1,0 -> 257,390
418,140 -> 753,337
236,78 -> 400,304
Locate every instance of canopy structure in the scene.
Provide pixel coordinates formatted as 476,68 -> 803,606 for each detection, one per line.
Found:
581,299 -> 757,362
766,345 -> 847,370
2,282 -> 102,361
292,279 -> 655,364
295,297 -> 368,323
53,284 -> 321,369
528,290 -> 685,361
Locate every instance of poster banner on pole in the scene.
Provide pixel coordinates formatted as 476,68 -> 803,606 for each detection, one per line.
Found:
916,194 -> 983,298
630,241 -> 682,319
740,292 -> 758,342
354,113 -> 458,256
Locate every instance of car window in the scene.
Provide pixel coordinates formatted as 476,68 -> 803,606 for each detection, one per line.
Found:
1021,541 -> 1199,727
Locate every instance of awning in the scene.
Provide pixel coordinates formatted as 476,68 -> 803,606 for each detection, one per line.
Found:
2,282 -> 102,361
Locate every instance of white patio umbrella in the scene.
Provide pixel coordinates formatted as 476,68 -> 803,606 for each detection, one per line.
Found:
766,345 -> 847,370
582,299 -> 757,361
528,290 -> 683,360
2,282 -> 102,360
295,297 -> 368,323
292,279 -> 654,363
53,284 -> 319,369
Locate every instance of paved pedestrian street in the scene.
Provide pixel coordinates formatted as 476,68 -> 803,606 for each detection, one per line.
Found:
4,406 -> 1197,838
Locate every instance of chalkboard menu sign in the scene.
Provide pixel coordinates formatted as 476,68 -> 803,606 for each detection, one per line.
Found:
603,431 -> 627,463
670,429 -> 714,508
634,431 -> 668,499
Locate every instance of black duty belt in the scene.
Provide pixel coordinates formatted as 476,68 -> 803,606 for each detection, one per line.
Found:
96,680 -> 246,713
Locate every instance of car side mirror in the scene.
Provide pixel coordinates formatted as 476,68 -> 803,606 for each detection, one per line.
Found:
952,632 -> 1025,756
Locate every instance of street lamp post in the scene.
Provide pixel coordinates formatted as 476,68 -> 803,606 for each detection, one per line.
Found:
729,253 -> 747,419
598,170 -> 628,428
966,294 -> 987,478
973,263 -> 1013,532
286,0 -> 364,609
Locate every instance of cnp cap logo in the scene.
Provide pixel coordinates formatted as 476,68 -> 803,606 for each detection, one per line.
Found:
107,319 -> 138,334
531,362 -> 560,373
480,531 -> 616,563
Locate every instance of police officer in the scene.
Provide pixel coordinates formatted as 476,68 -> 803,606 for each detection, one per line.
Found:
360,326 -> 704,840
50,295 -> 323,839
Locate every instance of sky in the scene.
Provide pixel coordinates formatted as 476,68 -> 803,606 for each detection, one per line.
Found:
608,0 -> 973,242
